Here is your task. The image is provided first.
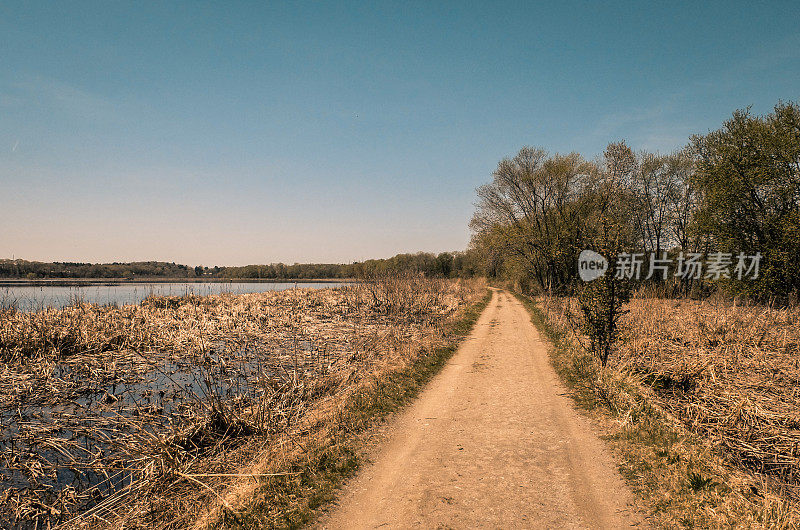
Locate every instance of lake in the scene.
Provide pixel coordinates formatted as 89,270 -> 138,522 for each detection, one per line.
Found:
0,281 -> 346,311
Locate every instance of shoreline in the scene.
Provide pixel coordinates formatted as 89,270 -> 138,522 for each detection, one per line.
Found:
0,277 -> 359,287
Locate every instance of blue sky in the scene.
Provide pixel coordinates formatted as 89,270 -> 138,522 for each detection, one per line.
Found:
1,1 -> 798,265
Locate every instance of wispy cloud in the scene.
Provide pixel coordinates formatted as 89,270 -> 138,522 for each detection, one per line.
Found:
4,74 -> 119,122
589,31 -> 800,154
0,92 -> 24,107
737,33 -> 800,76
590,104 -> 672,142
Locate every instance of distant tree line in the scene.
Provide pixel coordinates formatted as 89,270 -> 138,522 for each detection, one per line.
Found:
347,251 -> 481,278
0,260 -> 196,280
470,101 -> 800,302
218,252 -> 481,279
0,252 -> 481,281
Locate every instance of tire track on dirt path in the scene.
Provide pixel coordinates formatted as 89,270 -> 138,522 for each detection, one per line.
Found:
316,289 -> 645,529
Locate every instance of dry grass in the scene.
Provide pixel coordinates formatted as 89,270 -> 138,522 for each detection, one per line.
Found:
619,297 -> 800,489
526,292 -> 800,528
0,275 -> 485,529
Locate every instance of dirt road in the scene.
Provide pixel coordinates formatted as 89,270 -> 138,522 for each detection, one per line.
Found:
317,289 -> 644,529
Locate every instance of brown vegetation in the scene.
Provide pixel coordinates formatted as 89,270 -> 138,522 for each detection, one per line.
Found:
0,276 -> 485,529
620,297 -> 800,489
531,292 -> 800,527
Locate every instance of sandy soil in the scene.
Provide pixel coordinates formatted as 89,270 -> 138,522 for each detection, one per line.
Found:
316,289 -> 645,529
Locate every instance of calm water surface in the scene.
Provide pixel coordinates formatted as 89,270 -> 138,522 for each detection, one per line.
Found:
0,282 -> 345,311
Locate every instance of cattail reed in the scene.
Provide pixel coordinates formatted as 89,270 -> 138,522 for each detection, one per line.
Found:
0,275 -> 483,529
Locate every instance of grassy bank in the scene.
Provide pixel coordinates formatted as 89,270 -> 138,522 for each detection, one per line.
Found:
214,287 -> 492,528
513,292 -> 799,529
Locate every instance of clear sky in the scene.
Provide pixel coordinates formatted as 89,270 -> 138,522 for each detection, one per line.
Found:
2,1 -> 798,266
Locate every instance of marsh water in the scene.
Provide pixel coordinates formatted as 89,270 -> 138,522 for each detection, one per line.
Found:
0,338 -> 333,527
0,281 -> 345,311
0,281 -> 346,526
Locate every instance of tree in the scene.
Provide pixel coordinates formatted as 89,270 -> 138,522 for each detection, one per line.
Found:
691,102 -> 800,299
631,151 -> 679,255
434,252 -> 454,277
574,142 -> 638,365
665,148 -> 702,253
470,147 -> 595,292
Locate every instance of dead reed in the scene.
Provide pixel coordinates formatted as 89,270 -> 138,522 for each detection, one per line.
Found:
0,275 -> 483,529
535,292 -> 800,526
619,298 -> 800,488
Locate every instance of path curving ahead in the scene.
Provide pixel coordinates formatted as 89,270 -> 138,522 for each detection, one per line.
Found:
317,289 -> 645,529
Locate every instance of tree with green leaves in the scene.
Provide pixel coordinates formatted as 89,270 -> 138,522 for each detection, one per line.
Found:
691,102 -> 800,299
